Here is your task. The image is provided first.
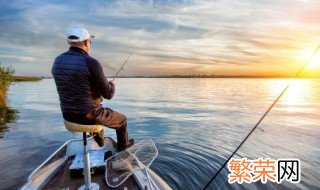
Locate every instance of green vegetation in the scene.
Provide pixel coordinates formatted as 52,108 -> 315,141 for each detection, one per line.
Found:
1,64 -> 41,108
0,65 -> 14,108
0,65 -> 18,137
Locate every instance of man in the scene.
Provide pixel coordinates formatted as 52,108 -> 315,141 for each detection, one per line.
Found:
52,27 -> 134,151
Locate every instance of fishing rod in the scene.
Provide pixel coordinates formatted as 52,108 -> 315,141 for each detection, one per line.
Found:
112,52 -> 134,80
203,43 -> 320,190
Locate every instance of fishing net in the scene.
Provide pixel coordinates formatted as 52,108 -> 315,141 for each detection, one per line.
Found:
105,139 -> 158,187
128,139 -> 158,168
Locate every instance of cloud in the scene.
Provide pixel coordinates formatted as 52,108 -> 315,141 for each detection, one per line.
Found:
0,0 -> 320,76
0,54 -> 36,62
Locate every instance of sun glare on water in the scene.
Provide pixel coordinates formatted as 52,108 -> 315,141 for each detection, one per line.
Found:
278,80 -> 317,112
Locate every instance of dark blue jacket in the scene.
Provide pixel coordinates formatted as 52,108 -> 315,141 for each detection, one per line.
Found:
52,47 -> 115,123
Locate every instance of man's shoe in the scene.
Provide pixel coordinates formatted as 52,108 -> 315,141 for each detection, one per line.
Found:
116,139 -> 135,152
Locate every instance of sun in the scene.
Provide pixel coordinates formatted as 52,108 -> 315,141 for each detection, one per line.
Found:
297,44 -> 320,69
307,52 -> 320,69
294,45 -> 320,77
303,51 -> 320,77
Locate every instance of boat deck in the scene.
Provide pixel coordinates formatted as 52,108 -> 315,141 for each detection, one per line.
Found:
42,160 -> 139,190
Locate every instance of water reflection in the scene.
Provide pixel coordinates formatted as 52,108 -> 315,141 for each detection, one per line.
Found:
0,79 -> 319,190
278,79 -> 319,112
212,79 -> 320,190
0,107 -> 18,138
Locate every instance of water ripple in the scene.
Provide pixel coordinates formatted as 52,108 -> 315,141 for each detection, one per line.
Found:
0,78 -> 319,189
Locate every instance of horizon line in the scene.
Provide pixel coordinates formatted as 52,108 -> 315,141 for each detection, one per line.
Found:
15,74 -> 320,79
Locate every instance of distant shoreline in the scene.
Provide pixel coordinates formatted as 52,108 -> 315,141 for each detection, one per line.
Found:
13,76 -> 43,82
26,75 -> 320,79
109,75 -> 318,79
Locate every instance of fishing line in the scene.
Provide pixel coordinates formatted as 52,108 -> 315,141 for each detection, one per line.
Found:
113,52 -> 134,80
203,43 -> 320,190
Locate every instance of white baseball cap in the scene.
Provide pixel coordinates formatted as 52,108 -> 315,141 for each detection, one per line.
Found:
67,27 -> 95,42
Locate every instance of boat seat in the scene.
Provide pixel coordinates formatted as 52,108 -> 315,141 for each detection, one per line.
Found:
64,120 -> 103,133
63,120 -> 102,190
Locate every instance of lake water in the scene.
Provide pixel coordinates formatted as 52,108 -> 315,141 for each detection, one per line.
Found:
0,78 -> 319,190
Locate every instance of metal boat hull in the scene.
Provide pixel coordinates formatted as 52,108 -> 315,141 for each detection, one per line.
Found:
21,137 -> 171,190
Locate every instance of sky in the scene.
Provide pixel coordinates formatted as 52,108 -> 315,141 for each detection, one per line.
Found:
0,0 -> 320,77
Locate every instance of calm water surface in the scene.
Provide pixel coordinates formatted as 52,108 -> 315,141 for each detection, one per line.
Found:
0,78 -> 319,190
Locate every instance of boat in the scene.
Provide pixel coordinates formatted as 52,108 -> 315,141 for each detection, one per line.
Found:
20,136 -> 172,190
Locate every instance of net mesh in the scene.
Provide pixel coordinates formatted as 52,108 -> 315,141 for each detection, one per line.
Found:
128,139 -> 158,168
105,139 -> 158,187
